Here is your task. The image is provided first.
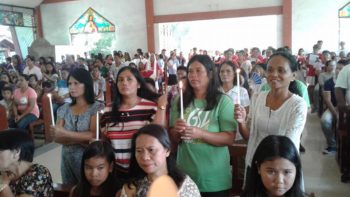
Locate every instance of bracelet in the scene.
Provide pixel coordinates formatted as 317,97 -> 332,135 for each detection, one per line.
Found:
0,184 -> 8,192
157,105 -> 166,110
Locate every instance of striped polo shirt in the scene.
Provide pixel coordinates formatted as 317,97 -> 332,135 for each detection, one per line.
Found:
101,98 -> 157,172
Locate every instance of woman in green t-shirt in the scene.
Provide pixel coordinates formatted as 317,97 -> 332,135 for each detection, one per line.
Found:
170,55 -> 237,197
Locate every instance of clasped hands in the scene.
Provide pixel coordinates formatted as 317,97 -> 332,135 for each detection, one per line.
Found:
49,125 -> 66,141
173,119 -> 203,140
0,170 -> 16,185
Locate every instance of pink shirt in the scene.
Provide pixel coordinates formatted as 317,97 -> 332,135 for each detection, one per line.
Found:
13,87 -> 40,118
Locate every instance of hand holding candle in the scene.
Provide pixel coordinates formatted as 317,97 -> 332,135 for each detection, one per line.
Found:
47,93 -> 55,126
236,69 -> 241,105
178,81 -> 184,119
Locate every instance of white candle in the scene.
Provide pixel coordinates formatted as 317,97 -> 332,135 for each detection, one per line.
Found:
47,93 -> 55,126
236,69 -> 241,105
96,111 -> 99,140
96,110 -> 104,140
179,81 -> 184,119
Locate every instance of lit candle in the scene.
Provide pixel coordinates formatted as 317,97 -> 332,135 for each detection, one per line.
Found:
96,111 -> 99,140
179,81 -> 184,119
47,93 -> 55,126
236,69 -> 241,105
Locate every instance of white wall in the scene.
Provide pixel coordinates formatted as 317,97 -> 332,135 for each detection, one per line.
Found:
292,0 -> 349,53
154,15 -> 283,55
40,0 -> 350,55
154,0 -> 282,15
153,0 -> 283,53
40,0 -> 148,53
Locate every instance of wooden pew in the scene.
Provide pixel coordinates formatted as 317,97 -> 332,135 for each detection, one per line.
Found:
105,78 -> 112,105
228,142 -> 247,196
29,93 -> 53,143
336,110 -> 350,173
53,183 -> 73,197
0,105 -> 8,130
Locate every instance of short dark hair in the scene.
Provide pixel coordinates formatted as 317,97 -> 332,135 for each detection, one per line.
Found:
1,85 -> 13,93
0,72 -> 12,83
127,124 -> 185,188
28,74 -> 38,82
68,68 -> 95,105
176,65 -> 187,73
25,55 -> 35,62
242,135 -> 303,197
19,74 -> 30,81
0,129 -> 34,162
39,56 -> 46,64
338,59 -> 349,66
72,141 -> 119,197
42,81 -> 53,88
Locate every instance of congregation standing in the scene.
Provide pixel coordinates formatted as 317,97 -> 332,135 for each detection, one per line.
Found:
1,41 -> 350,196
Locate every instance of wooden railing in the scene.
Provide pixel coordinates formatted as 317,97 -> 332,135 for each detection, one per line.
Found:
228,142 -> 247,196
0,105 -> 8,130
336,110 -> 350,173
53,183 -> 73,197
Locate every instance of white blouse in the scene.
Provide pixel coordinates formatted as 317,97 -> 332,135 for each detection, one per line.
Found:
245,91 -> 307,167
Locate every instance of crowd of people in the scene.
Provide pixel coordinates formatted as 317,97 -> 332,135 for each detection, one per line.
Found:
0,42 -> 350,196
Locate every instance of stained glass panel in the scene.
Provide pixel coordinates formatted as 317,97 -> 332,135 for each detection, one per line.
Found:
69,7 -> 115,34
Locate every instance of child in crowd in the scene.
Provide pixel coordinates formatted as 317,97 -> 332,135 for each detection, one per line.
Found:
0,86 -> 15,127
91,66 -> 106,103
242,135 -> 305,197
69,141 -> 119,197
56,68 -> 71,104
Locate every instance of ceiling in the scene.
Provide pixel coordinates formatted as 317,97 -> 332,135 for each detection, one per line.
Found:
0,0 -> 44,8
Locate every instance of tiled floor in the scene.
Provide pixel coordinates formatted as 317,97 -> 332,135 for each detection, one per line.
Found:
33,112 -> 350,196
301,113 -> 350,197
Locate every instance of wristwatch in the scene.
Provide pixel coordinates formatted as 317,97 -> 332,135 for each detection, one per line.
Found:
158,105 -> 166,110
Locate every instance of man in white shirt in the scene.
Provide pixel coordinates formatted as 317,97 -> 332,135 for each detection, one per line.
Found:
23,56 -> 42,80
335,59 -> 350,182
110,53 -> 126,81
335,60 -> 350,112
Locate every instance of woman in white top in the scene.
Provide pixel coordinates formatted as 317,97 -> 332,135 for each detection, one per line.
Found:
219,61 -> 250,141
234,51 -> 307,175
219,61 -> 250,113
